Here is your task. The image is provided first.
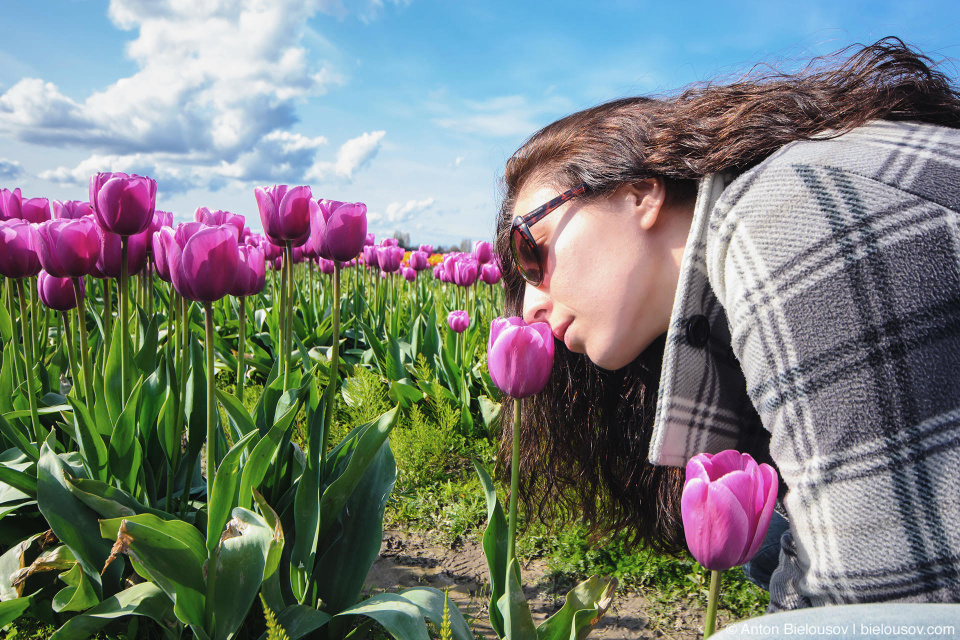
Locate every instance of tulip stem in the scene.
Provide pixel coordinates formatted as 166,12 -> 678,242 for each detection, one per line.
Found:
16,280 -> 41,444
285,242 -> 294,386
704,569 -> 721,638
61,313 -> 80,400
279,245 -> 289,391
120,237 -> 130,402
320,261 -> 341,479
235,296 -> 246,404
103,278 -> 113,347
507,399 -> 521,572
203,302 -> 216,516
72,279 -> 95,415
5,279 -> 21,390
177,296 -> 191,514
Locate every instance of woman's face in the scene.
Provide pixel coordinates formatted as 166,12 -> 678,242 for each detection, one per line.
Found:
517,180 -> 690,371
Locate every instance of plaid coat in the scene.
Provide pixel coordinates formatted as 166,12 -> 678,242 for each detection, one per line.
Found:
648,120 -> 960,611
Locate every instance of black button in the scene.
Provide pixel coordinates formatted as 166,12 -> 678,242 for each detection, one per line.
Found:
685,315 -> 710,348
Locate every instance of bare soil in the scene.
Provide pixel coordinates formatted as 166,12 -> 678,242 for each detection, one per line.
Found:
364,529 -> 735,639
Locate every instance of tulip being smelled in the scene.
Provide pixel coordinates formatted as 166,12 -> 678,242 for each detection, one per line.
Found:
681,450 -> 778,637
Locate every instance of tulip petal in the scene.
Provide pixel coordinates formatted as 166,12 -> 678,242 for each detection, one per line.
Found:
180,227 -> 239,302
743,463 -> 780,562
682,478 -> 751,571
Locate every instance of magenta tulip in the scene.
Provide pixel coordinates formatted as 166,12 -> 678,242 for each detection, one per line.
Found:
168,223 -> 239,302
481,263 -> 502,285
18,197 -> 51,224
195,207 -> 244,239
365,233 -> 376,246
0,188 -> 22,220
453,256 -> 479,287
447,310 -> 469,333
376,245 -> 404,273
418,244 -> 433,255
152,227 -> 175,283
89,172 -> 157,236
37,270 -> 83,311
229,244 -> 265,297
35,217 -> 102,278
381,237 -> 399,247
408,250 -> 429,271
312,199 -> 368,262
254,184 -> 316,248
432,265 -> 443,279
0,220 -> 42,278
402,266 -> 417,281
318,258 -> 335,274
362,245 -> 379,269
473,240 -> 493,264
487,317 -> 554,398
52,200 -> 94,220
681,450 -> 779,572
97,228 -> 148,278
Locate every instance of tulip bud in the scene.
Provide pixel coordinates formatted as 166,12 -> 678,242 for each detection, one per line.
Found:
418,244 -> 433,255
0,188 -> 23,221
408,250 -> 429,271
169,224 -> 239,302
376,245 -> 404,273
229,244 -> 266,298
254,184 -> 315,247
473,240 -> 493,264
681,450 -> 779,572
362,245 -> 379,269
35,217 -> 102,278
447,310 -> 469,333
0,220 -> 42,279
402,266 -> 417,281
37,270 -> 83,311
454,256 -> 479,287
89,172 -> 157,236
97,228 -> 149,278
487,317 -> 554,398
480,263 -> 502,285
312,199 -> 368,262
318,257 -> 335,274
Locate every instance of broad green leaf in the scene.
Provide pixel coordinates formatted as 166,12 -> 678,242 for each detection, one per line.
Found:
497,558 -> 537,639
474,459 -> 509,638
98,514 -> 206,630
104,318 -> 134,425
108,376 -> 144,494
50,582 -> 180,640
0,596 -> 32,628
536,575 -> 617,640
206,507 -> 274,640
391,587 -> 475,640
138,357 -> 168,453
206,430 -> 258,555
184,335 -> 206,461
64,476 -> 171,520
358,318 -> 387,377
214,388 -> 257,440
52,562 -> 99,612
389,379 -> 424,409
252,489 -> 284,581
478,396 -> 502,434
268,605 -> 330,640
0,464 -> 37,497
238,391 -> 301,510
335,593 -> 430,640
0,411 -> 39,463
65,396 -> 108,482
0,295 -> 12,344
134,310 -> 160,374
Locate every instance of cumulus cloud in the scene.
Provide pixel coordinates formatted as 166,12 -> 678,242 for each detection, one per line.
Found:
368,197 -> 435,225
306,130 -> 385,182
0,0 -> 391,193
0,159 -> 25,180
433,94 -> 573,138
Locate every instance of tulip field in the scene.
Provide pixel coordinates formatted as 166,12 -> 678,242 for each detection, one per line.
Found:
0,178 -> 768,640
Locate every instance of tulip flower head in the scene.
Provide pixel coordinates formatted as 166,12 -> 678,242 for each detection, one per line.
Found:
38,270 -> 83,311
97,228 -> 149,279
418,244 -> 433,254
195,207 -> 245,240
254,184 -> 316,248
312,199 -> 368,262
0,188 -> 23,220
318,257 -> 335,274
481,262 -> 502,285
473,240 -> 493,264
168,223 -> 239,302
0,220 -> 42,279
35,217 -> 102,278
453,255 -> 479,287
52,200 -> 94,220
408,250 -> 429,271
681,450 -> 779,572
376,245 -> 404,273
402,266 -> 417,281
447,310 -> 470,333
89,172 -> 158,236
229,244 -> 266,298
20,197 -> 51,224
487,317 -> 555,398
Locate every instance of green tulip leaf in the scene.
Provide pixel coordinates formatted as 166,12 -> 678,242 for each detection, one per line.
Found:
497,557 -> 537,639
0,596 -> 32,629
536,575 -> 617,640
474,459 -> 509,638
65,396 -> 109,482
206,429 -> 258,555
52,562 -> 99,612
49,582 -> 180,640
108,376 -> 144,494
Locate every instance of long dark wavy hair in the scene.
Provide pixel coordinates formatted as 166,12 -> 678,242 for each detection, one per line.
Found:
494,37 -> 960,554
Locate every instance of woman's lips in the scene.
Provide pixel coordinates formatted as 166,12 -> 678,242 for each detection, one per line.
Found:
553,320 -> 571,344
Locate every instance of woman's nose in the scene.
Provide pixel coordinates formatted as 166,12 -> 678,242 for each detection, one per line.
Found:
522,282 -> 551,325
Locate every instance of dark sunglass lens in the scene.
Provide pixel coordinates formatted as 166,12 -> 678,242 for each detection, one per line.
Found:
511,226 -> 541,284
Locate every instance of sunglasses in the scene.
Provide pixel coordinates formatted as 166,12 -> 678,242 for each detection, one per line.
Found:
510,183 -> 587,286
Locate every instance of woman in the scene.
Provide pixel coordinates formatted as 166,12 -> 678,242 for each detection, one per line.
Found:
494,37 -> 960,612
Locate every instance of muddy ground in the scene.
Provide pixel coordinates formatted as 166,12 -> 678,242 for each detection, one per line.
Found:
364,529 -> 737,639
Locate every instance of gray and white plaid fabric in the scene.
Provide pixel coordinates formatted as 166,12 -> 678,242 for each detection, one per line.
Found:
649,120 -> 960,611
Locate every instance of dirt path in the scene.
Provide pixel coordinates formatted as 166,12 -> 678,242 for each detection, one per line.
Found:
364,529 -> 731,639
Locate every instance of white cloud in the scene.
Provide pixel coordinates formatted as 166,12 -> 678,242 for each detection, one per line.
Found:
306,130 -> 385,182
368,197 -> 435,225
0,159 -> 25,180
432,93 -> 574,138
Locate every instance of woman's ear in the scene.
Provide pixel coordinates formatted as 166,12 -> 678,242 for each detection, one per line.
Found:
624,178 -> 666,231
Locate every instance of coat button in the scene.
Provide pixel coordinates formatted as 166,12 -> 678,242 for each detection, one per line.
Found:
685,315 -> 710,348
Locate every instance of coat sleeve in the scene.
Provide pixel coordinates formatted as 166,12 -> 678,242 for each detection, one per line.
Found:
706,122 -> 960,610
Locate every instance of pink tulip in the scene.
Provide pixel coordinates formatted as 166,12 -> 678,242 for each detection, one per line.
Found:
318,257 -> 335,274
408,250 -> 429,271
312,199 -> 368,262
402,266 -> 417,281
453,256 -> 479,287
381,237 -> 399,247
681,450 -> 779,572
97,228 -> 149,278
473,240 -> 493,264
377,245 -> 404,273
89,172 -> 157,236
168,223 -> 239,302
418,244 -> 433,255
447,310 -> 469,333
0,188 -> 22,220
432,265 -> 443,280
362,245 -> 379,269
487,317 -> 554,398
52,200 -> 94,220
254,184 -> 316,248
34,217 -> 102,278
152,227 -> 175,283
37,270 -> 83,311
481,263 -> 502,285
365,233 -> 376,246
229,244 -> 265,298
195,207 -> 244,240
0,220 -> 42,278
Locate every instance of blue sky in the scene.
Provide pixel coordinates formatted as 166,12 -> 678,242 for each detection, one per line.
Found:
1,0 -> 957,247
